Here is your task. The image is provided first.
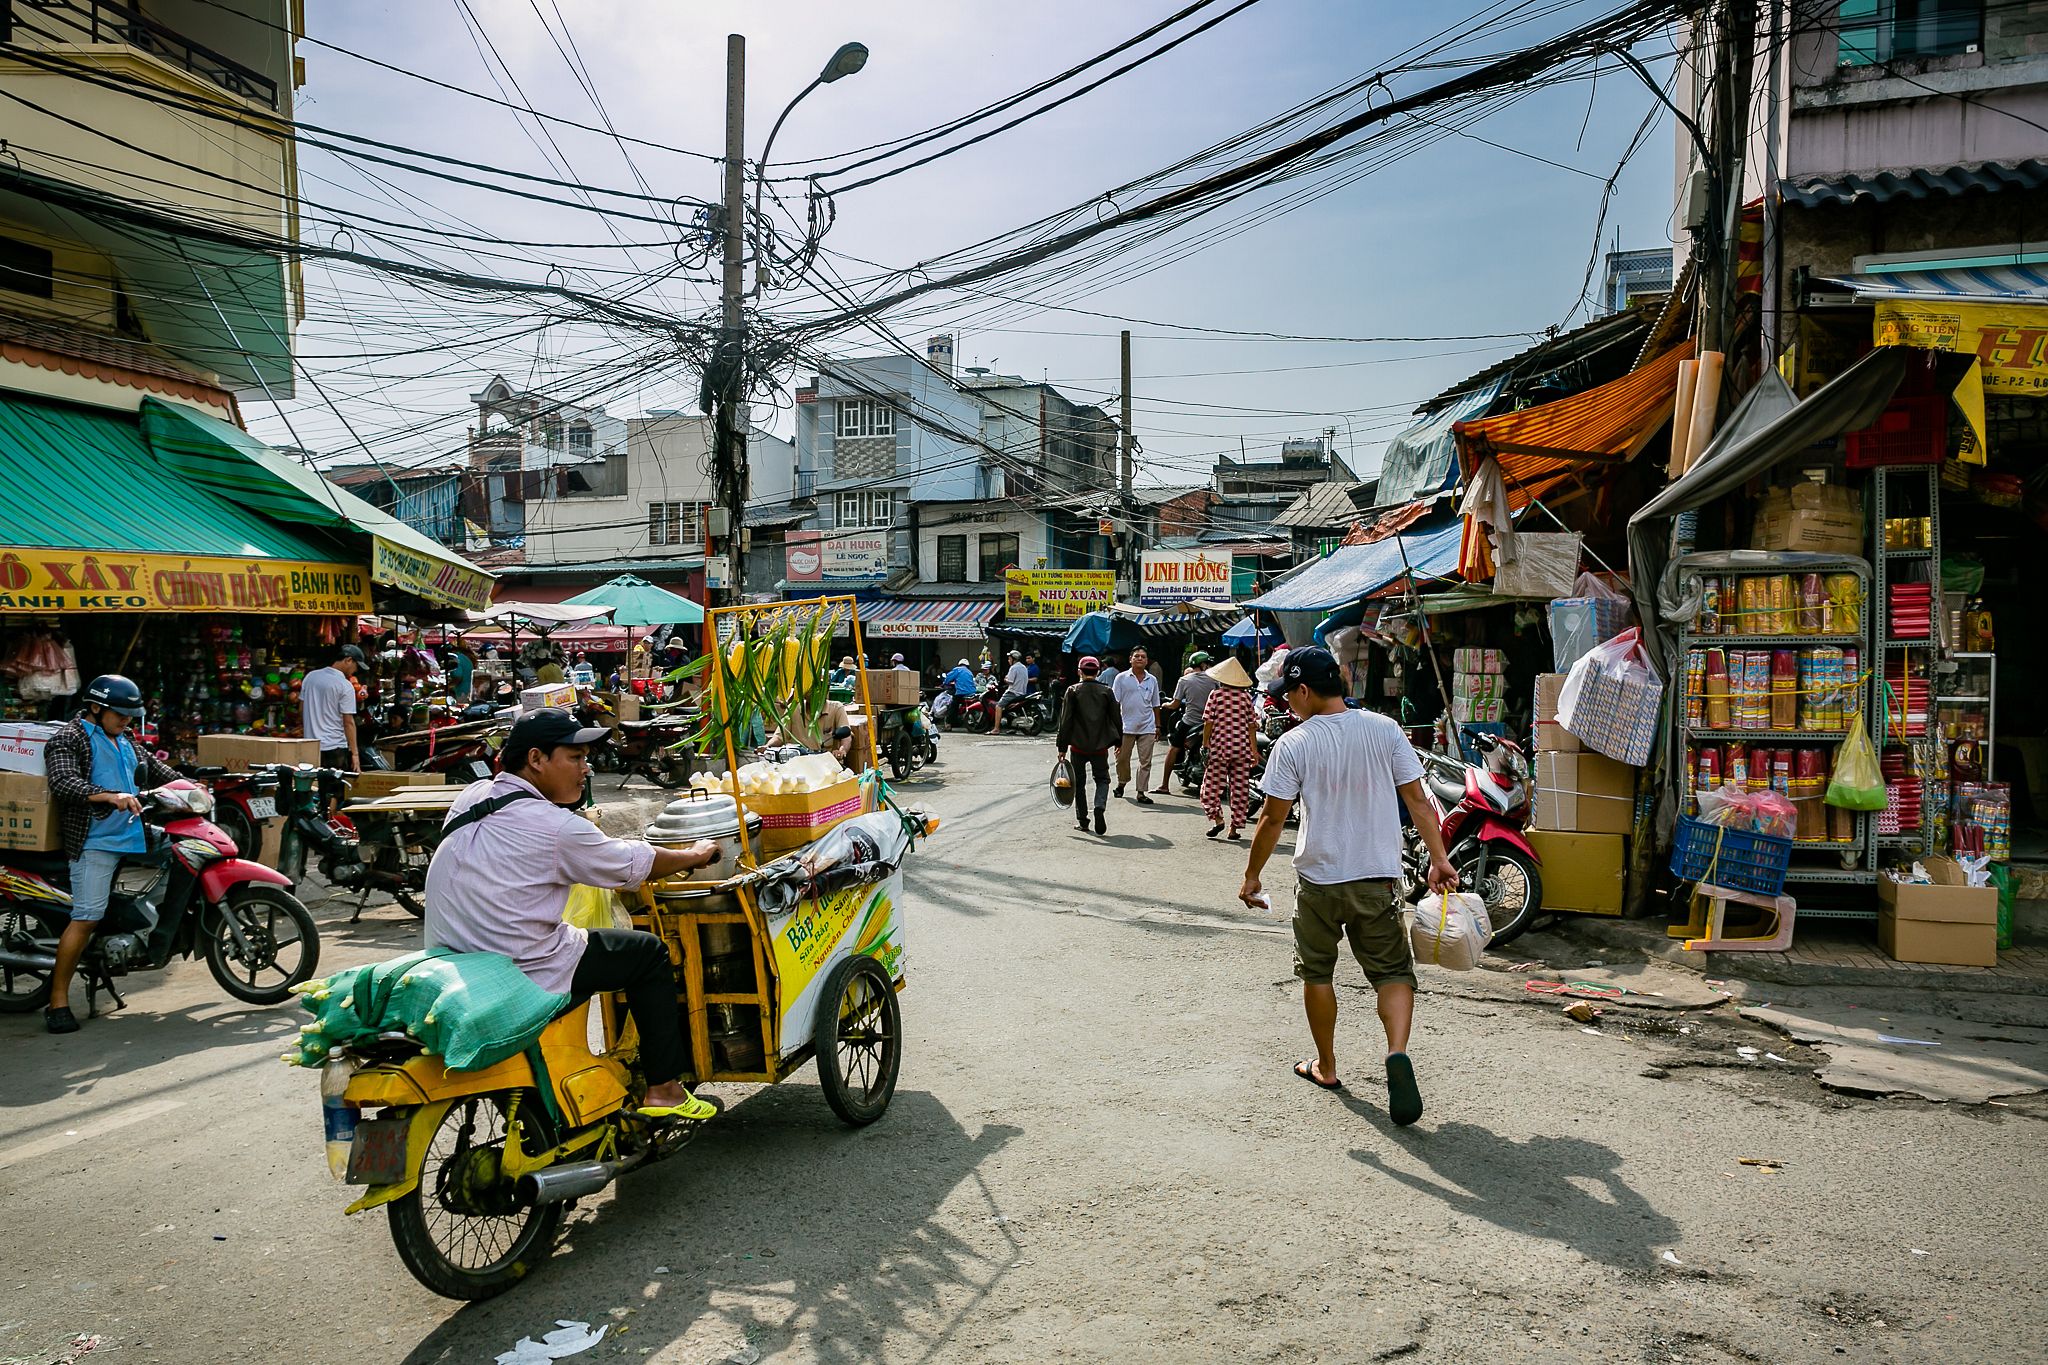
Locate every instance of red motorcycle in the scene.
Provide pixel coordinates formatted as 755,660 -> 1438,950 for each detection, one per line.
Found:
0,778 -> 320,1016
1401,730 -> 1544,946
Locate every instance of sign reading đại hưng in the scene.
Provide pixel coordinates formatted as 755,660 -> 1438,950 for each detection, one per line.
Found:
0,549 -> 371,614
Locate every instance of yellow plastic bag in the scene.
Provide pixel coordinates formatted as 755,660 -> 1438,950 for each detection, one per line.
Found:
563,884 -> 621,930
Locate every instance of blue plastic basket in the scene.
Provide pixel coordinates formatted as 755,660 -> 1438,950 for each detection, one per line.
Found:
1669,815 -> 1792,896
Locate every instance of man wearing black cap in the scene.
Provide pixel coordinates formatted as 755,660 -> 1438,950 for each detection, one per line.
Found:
300,643 -> 364,771
1238,647 -> 1456,1125
424,709 -> 723,1120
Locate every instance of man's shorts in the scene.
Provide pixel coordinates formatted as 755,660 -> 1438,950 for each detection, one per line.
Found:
1292,877 -> 1416,990
66,848 -> 125,924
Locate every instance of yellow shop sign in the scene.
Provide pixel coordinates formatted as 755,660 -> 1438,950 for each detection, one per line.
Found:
0,549 -> 371,614
1874,299 -> 2048,395
371,536 -> 494,612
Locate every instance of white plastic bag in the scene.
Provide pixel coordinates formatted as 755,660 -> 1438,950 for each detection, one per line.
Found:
1407,891 -> 1491,971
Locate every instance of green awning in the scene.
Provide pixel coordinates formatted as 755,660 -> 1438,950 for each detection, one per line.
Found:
139,399 -> 494,612
0,392 -> 372,614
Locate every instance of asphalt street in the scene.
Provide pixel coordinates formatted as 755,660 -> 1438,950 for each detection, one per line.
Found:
2,737 -> 2043,1363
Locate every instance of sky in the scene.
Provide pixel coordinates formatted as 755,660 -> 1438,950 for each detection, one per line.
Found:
248,0 -> 1687,487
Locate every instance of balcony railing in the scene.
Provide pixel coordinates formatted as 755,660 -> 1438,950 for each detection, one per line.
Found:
795,469 -> 815,499
13,0 -> 281,109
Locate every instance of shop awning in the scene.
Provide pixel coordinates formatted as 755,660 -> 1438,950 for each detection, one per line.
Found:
1245,523 -> 1462,613
855,597 -> 1001,640
1816,263 -> 2048,303
0,392 -> 371,614
1374,379 -> 1505,505
1454,340 -> 1694,512
138,399 -> 494,612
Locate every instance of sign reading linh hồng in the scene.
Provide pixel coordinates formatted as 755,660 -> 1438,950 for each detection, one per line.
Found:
1003,568 -> 1113,621
1139,549 -> 1232,606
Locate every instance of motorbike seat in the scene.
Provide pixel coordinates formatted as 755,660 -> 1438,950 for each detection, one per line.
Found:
1428,774 -> 1466,808
5,849 -> 70,878
617,718 -> 680,732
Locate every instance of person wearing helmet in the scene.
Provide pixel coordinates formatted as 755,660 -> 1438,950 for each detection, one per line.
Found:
890,653 -> 912,672
39,675 -> 182,1034
300,643 -> 363,771
1156,650 -> 1218,796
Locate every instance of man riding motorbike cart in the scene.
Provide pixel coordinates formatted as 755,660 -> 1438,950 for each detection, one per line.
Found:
39,674 -> 185,1034
422,709 -> 724,1120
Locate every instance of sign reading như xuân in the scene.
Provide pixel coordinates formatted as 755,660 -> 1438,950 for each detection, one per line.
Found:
1874,300 -> 2048,395
1004,568 -> 1114,621
1139,549 -> 1233,606
370,536 -> 493,612
0,549 -> 372,614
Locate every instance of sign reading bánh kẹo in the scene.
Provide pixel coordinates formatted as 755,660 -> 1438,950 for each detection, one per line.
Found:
0,549 -> 372,614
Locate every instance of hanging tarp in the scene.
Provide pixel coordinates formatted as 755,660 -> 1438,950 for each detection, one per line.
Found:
1246,523 -> 1462,613
1373,379 -> 1504,505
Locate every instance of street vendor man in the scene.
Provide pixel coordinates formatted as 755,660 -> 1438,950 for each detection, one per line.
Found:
423,708 -> 723,1120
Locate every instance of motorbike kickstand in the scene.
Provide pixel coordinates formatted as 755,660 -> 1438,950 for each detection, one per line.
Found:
349,887 -> 373,925
85,966 -> 125,1018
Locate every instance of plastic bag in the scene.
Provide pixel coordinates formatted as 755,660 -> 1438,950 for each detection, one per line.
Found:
1406,891 -> 1492,971
1493,532 -> 1582,598
1824,719 -> 1887,810
562,883 -> 627,930
1555,627 -> 1663,766
1050,756 -> 1075,806
1571,570 -> 1630,604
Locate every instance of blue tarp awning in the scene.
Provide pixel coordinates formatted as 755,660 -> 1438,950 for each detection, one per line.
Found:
1371,378 -> 1504,506
1245,523 -> 1462,613
1222,613 -> 1281,648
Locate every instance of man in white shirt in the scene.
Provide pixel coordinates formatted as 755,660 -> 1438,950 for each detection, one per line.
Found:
1238,647 -> 1455,1126
994,649 -> 1031,731
1110,646 -> 1162,804
300,643 -> 363,771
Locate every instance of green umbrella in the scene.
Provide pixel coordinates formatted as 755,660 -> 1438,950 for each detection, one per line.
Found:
558,575 -> 705,689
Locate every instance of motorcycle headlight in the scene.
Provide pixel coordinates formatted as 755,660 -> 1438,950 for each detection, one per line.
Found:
161,786 -> 215,815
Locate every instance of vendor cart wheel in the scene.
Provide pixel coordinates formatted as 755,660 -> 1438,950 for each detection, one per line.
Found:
888,734 -> 914,781
813,955 -> 901,1126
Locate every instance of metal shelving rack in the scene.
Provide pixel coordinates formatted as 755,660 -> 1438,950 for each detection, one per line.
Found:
1675,553 -> 1878,893
1937,652 -> 1996,780
1872,465 -> 1943,861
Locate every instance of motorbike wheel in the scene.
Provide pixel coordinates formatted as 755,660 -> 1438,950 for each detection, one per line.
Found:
214,804 -> 258,863
813,954 -> 901,1126
647,751 -> 693,790
1455,844 -> 1544,948
204,885 -> 320,1004
394,887 -> 427,920
888,734 -> 914,782
0,903 -> 64,1012
923,737 -> 939,766
589,745 -> 624,776
278,829 -> 308,888
1014,709 -> 1044,738
388,1091 -> 565,1301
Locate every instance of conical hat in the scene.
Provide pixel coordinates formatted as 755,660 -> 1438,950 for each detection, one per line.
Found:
1205,656 -> 1255,689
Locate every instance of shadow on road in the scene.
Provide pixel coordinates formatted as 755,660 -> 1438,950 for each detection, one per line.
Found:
399,1087 -> 1022,1364
1350,1121 -> 1679,1271
0,998 -> 299,1109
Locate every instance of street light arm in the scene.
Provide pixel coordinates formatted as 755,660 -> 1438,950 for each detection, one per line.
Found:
750,75 -> 825,294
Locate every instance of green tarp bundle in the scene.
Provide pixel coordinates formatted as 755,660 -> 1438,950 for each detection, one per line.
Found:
285,948 -> 569,1071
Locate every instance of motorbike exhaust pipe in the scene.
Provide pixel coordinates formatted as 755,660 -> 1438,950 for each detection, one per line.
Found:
518,1156 -> 637,1205
0,947 -> 56,971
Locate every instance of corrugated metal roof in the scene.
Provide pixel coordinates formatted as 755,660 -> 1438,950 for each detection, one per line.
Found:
1246,523 -> 1462,612
1418,306 -> 1652,413
1269,480 -> 1369,528
0,392 -> 353,562
1781,159 -> 2048,209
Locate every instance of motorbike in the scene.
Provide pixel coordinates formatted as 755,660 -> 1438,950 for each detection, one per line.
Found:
592,703 -> 696,789
271,766 -> 433,920
930,685 -> 992,733
1171,719 -> 1205,795
189,764 -> 283,866
994,689 -> 1051,737
876,703 -> 938,779
1399,729 -> 1544,946
0,778 -> 320,1014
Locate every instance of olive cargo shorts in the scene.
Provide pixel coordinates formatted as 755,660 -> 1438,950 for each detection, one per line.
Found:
1292,878 -> 1416,990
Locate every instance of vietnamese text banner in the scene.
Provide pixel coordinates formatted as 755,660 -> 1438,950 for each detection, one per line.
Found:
371,536 -> 493,612
1874,300 -> 2048,395
1140,549 -> 1232,606
0,549 -> 371,613
1004,568 -> 1114,621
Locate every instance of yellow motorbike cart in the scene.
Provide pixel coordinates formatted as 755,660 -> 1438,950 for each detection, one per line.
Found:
334,597 -> 917,1300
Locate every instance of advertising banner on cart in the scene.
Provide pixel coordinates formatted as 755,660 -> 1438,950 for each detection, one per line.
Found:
1004,568 -> 1113,620
0,549 -> 371,614
1139,549 -> 1233,606
1874,300 -> 2048,395
370,536 -> 493,612
770,870 -> 904,1056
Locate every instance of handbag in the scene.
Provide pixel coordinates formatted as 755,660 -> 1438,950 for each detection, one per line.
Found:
1050,756 -> 1075,807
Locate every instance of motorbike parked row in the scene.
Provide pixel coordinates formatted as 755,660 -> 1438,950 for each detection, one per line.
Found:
926,683 -> 1051,737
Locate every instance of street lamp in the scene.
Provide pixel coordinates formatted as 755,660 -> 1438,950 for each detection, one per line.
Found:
753,42 -> 870,292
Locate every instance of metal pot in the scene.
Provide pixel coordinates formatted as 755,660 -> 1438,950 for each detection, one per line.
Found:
645,790 -> 761,870
648,881 -> 747,916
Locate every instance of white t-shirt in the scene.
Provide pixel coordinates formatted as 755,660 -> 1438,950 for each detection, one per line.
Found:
1111,669 -> 1161,735
1260,707 -> 1422,884
299,665 -> 357,749
1004,662 -> 1029,695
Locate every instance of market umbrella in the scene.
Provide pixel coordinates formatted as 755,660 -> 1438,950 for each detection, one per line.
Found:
1221,613 -> 1281,649
558,575 -> 705,688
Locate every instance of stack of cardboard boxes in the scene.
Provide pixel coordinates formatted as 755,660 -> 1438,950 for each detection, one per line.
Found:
0,721 -> 57,852
1525,673 -> 1631,917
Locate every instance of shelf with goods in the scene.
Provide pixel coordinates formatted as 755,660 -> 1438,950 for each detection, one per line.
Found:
1873,464 -> 1943,859
1675,554 -> 1876,889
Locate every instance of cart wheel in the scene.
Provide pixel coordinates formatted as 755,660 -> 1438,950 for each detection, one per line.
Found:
813,955 -> 901,1126
888,734 -> 914,781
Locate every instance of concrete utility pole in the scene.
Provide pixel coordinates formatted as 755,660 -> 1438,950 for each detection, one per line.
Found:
714,32 -> 748,604
1119,328 -> 1134,496
1699,0 -> 1756,359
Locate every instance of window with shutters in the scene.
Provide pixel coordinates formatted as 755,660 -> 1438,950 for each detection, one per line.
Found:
836,490 -> 895,530
647,501 -> 705,546
978,533 -> 1019,582
936,535 -> 967,582
837,399 -> 895,438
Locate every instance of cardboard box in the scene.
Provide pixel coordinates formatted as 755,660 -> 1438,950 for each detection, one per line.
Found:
1533,673 -> 1569,724
0,721 -> 55,776
1876,856 -> 1998,966
1762,480 -> 1862,516
1533,720 -> 1582,754
614,693 -> 643,723
0,769 -> 59,851
348,770 -> 447,799
1533,751 -> 1636,835
195,734 -> 321,770
520,683 -> 578,712
748,772 -> 867,854
1526,829 -> 1624,915
862,669 -> 922,708
1754,503 -> 1865,556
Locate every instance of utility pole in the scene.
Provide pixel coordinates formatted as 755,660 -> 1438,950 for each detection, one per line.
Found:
1119,329 -> 1134,496
713,32 -> 748,605
1698,0 -> 1756,359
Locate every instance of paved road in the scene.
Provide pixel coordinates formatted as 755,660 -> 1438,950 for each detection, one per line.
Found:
2,741 -> 2043,1363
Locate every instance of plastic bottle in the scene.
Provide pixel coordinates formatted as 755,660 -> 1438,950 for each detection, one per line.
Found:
321,1056 -> 360,1181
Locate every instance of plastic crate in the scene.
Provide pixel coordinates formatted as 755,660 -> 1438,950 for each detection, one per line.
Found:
1844,396 -> 1945,468
1669,815 -> 1792,896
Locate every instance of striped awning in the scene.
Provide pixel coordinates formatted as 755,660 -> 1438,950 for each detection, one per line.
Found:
1816,263 -> 2048,304
856,597 -> 1001,640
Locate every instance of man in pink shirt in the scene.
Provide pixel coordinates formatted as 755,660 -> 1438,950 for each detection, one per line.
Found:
425,709 -> 720,1119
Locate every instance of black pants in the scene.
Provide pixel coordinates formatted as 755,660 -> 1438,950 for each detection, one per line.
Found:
1069,750 -> 1111,819
319,747 -> 353,770
571,928 -> 685,1087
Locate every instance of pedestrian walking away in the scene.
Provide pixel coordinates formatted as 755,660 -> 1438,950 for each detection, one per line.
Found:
1236,647 -> 1456,1126
1055,654 -> 1121,836
1111,646 -> 1161,802
1198,656 -> 1258,838
1157,649 -> 1218,794
300,643 -> 363,772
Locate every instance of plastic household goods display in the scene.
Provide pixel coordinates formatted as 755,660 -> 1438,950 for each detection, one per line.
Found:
1669,815 -> 1793,897
1406,891 -> 1491,971
1687,646 -> 1859,732
1953,782 -> 2012,862
282,948 -> 569,1071
1555,627 -> 1662,767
